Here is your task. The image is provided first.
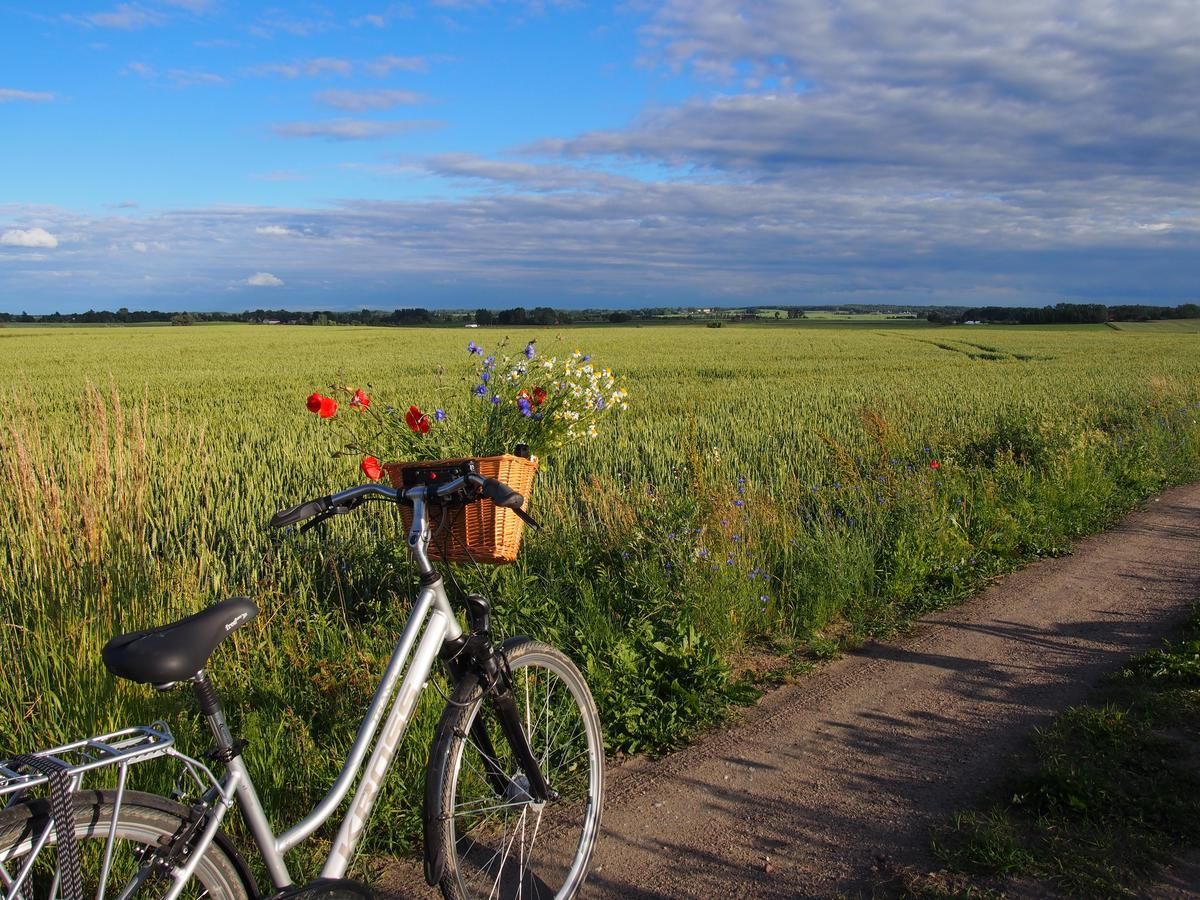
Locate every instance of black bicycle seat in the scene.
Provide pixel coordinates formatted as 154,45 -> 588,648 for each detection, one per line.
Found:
102,597 -> 258,684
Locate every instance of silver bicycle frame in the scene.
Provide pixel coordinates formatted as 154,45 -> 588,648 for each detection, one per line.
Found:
189,486 -> 465,894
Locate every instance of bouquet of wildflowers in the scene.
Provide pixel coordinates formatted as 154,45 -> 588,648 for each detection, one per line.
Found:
304,338 -> 628,479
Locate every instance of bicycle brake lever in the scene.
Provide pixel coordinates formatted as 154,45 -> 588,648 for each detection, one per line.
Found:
512,507 -> 541,530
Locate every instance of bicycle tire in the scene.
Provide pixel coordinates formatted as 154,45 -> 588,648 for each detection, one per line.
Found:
424,638 -> 605,900
0,789 -> 254,900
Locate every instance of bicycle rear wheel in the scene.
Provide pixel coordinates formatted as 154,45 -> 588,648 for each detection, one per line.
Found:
425,638 -> 604,900
0,789 -> 253,900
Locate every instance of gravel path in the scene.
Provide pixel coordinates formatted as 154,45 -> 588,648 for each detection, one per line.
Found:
385,482 -> 1200,898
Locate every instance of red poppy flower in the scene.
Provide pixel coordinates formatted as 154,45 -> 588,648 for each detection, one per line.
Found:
405,405 -> 430,434
350,388 -> 370,411
929,460 -> 940,469
532,386 -> 547,405
318,396 -> 337,418
361,456 -> 382,481
306,392 -> 324,414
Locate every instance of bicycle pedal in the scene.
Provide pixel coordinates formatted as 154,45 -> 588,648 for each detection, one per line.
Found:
268,877 -> 375,900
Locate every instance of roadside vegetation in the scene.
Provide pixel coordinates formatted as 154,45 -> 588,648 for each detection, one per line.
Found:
917,605 -> 1200,897
2,322 -> 1199,867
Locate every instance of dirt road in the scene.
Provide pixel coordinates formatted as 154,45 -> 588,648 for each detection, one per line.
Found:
388,483 -> 1200,898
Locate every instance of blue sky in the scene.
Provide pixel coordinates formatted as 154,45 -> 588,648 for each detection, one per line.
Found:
2,1 -> 1198,313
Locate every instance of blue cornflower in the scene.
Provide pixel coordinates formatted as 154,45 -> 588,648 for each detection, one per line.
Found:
434,409 -> 446,421
595,397 -> 604,410
517,397 -> 532,417
480,371 -> 490,384
467,340 -> 479,354
524,342 -> 535,359
581,355 -> 590,362
533,412 -> 543,421
484,355 -> 495,369
473,384 -> 487,397
734,499 -> 745,507
490,395 -> 501,405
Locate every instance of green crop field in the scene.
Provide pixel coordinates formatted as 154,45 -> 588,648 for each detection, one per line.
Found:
3,321 -> 1200,872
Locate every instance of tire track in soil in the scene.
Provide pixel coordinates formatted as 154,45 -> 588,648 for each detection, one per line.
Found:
382,483 -> 1200,899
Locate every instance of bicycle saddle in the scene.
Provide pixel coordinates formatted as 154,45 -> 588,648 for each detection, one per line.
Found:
102,596 -> 259,684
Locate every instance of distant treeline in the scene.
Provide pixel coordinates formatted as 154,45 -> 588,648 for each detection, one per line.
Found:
0,306 -> 633,327
929,303 -> 1200,325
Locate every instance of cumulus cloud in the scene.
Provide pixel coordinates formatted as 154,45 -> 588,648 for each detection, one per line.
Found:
0,88 -> 55,103
313,89 -> 426,111
271,119 -> 442,141
245,272 -> 283,286
1,227 -> 59,248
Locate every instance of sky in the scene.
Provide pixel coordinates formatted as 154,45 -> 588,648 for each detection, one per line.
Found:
2,0 -> 1198,314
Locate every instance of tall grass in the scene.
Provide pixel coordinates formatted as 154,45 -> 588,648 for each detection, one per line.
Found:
1,322 -> 1199,870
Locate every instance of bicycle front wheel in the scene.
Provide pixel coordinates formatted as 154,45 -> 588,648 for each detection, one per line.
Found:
425,638 -> 605,900
0,789 -> 253,900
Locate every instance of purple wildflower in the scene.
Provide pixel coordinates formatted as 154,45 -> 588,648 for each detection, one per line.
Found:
490,395 -> 501,405
434,409 -> 446,421
517,397 -> 532,417
524,342 -> 535,359
474,384 -> 487,397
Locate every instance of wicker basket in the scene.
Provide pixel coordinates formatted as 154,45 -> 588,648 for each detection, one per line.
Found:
383,454 -> 538,564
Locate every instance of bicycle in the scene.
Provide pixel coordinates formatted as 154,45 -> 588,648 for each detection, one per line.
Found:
0,461 -> 605,900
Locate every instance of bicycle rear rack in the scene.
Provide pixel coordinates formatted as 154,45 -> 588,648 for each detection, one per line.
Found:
1,724 -> 176,805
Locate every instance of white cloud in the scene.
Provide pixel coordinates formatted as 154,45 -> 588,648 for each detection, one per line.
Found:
0,88 -> 55,103
250,57 -> 353,79
1,227 -> 59,249
246,271 -> 283,286
271,119 -> 442,141
255,225 -> 296,236
83,4 -> 167,29
250,170 -> 307,182
1137,222 -> 1172,232
365,55 -> 430,76
168,69 -> 226,87
122,62 -> 155,78
314,89 -> 426,111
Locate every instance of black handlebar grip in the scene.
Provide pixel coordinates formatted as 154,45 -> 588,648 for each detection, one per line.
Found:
270,496 -> 331,528
480,477 -> 526,510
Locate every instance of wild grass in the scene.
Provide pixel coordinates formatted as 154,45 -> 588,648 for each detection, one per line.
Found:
1,322 -> 1199,875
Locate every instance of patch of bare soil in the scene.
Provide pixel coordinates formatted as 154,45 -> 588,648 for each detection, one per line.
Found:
382,483 -> 1200,898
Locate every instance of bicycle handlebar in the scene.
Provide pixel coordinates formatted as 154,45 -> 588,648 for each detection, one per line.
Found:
268,474 -> 538,532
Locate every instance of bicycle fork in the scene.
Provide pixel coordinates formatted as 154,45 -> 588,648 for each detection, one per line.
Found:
452,595 -> 555,804
425,595 -> 557,886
